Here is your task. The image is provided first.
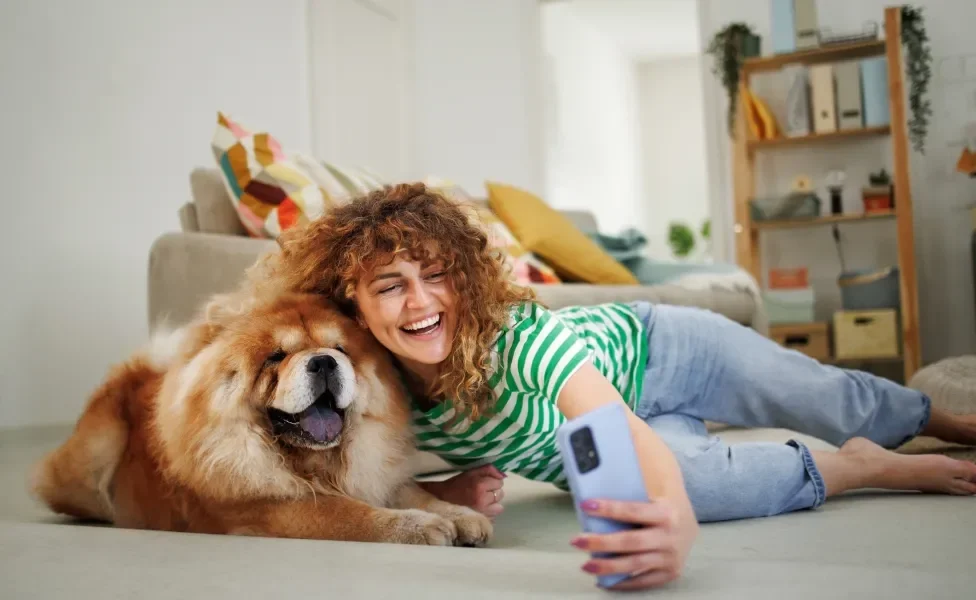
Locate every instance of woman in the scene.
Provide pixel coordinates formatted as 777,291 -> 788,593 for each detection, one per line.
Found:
260,183 -> 976,591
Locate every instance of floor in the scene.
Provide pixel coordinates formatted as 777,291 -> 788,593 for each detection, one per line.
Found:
2,425 -> 975,599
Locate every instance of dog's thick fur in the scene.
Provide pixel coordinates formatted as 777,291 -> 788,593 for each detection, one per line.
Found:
30,292 -> 491,546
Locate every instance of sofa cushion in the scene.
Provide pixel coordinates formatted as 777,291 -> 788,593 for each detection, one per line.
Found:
425,178 -> 561,285
486,182 -> 638,285
189,168 -> 246,235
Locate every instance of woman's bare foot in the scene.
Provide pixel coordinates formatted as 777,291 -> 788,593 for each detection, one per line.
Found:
830,437 -> 976,496
922,410 -> 976,446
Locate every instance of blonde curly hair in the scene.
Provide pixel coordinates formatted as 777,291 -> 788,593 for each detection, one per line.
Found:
252,182 -> 538,419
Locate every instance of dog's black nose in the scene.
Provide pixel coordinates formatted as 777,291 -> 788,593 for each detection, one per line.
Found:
306,354 -> 338,375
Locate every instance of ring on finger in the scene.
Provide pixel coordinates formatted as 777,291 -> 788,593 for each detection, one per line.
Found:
491,489 -> 499,503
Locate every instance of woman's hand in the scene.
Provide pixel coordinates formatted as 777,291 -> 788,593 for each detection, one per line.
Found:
570,498 -> 698,590
420,465 -> 506,518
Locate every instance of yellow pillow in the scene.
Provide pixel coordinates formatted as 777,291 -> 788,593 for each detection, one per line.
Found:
485,182 -> 638,285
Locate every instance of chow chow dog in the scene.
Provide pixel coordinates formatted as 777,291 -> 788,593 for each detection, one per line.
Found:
31,292 -> 491,546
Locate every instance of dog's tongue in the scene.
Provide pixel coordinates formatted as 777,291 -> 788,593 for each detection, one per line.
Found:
298,403 -> 343,443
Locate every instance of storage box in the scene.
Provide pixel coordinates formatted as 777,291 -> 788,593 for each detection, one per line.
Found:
771,0 -> 796,54
810,64 -> 837,133
833,309 -> 900,359
764,287 -> 815,324
769,267 -> 809,289
750,193 -> 821,221
835,61 -> 864,130
771,322 -> 830,361
838,266 -> 900,311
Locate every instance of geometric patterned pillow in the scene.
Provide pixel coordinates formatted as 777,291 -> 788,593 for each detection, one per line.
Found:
423,176 -> 561,285
211,112 -> 387,238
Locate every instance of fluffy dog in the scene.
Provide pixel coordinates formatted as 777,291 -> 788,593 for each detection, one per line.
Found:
31,292 -> 492,546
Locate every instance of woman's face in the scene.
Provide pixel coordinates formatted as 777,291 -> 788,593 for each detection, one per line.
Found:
353,256 -> 458,374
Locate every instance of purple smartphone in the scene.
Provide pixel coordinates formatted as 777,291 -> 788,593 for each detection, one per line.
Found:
556,402 -> 650,589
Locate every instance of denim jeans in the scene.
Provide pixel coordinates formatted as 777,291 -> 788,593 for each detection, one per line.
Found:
629,301 -> 931,523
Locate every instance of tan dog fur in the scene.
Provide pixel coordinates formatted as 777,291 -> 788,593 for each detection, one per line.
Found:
30,292 -> 491,546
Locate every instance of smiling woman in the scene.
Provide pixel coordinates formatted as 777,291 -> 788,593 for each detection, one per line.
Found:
253,182 -> 976,592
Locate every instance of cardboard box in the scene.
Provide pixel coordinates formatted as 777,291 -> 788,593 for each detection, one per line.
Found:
833,309 -> 900,359
771,322 -> 831,361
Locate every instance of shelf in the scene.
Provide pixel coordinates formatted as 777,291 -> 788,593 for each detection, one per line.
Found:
748,126 -> 890,151
826,355 -> 902,365
742,39 -> 887,75
752,211 -> 896,231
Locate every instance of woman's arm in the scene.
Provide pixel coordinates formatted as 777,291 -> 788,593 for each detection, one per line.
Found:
556,361 -> 699,588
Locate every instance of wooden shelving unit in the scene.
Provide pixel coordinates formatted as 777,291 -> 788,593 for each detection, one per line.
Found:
732,7 -> 921,381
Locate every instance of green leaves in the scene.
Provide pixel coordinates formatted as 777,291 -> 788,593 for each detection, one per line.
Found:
901,5 -> 933,154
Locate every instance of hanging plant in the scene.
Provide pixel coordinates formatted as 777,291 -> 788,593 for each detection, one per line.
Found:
706,23 -> 761,137
900,5 -> 933,154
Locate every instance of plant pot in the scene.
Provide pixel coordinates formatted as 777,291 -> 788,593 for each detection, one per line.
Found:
740,34 -> 762,58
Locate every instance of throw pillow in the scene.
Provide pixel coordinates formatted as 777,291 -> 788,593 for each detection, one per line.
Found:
485,182 -> 638,285
211,112 -> 386,238
424,177 -> 561,285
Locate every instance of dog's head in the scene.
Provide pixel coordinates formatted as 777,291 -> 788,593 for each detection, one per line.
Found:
152,292 -> 408,501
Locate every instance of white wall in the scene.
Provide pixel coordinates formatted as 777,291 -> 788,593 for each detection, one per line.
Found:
409,0 -> 545,195
540,3 -> 643,235
700,0 -> 976,363
637,57 -> 712,259
0,0 -> 311,428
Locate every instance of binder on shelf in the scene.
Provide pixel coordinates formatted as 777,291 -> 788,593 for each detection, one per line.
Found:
835,61 -> 864,130
861,56 -> 891,127
794,0 -> 819,50
771,0 -> 796,54
810,64 -> 837,133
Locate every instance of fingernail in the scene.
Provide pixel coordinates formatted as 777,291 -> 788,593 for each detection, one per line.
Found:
570,537 -> 588,549
582,562 -> 600,574
581,500 -> 599,511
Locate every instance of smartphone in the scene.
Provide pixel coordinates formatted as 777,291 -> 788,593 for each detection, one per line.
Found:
556,402 -> 650,589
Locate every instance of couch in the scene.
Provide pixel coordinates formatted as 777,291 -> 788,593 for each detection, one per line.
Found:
4,169 -> 974,599
147,168 -> 762,332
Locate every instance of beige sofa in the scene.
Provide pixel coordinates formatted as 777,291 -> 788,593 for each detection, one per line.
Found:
147,168 -> 762,332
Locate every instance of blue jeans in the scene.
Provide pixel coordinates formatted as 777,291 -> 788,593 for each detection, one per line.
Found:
629,301 -> 931,523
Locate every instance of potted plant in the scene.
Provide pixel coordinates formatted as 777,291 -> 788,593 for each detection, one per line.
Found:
900,6 -> 933,154
668,222 -> 696,259
707,23 -> 761,137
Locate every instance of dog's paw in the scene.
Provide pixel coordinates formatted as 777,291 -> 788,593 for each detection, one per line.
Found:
386,509 -> 457,546
447,507 -> 493,547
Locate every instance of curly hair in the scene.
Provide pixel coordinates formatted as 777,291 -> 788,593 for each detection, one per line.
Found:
255,182 -> 538,420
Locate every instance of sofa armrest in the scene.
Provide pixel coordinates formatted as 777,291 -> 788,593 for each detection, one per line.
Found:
148,232 -> 276,330
531,283 -> 760,329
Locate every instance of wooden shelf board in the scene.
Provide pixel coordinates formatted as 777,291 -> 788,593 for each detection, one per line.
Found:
742,40 -> 887,75
752,211 -> 896,231
826,355 -> 903,365
748,126 -> 890,151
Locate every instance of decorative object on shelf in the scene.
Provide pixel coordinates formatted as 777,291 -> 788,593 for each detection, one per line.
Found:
900,5 -> 933,154
742,87 -> 780,140
863,168 -> 894,213
816,22 -> 879,46
784,66 -> 811,137
838,266 -> 901,311
770,322 -> 830,361
750,193 -> 821,222
793,0 -> 819,50
769,267 -> 809,289
707,23 -> 761,136
957,146 -> 976,178
833,309 -> 900,360
835,61 -> 865,130
825,169 -> 847,215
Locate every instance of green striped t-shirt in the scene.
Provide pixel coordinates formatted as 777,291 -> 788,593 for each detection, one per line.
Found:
410,302 -> 649,486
